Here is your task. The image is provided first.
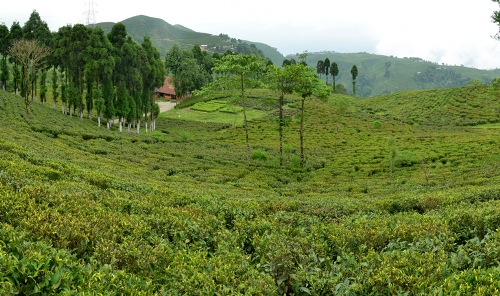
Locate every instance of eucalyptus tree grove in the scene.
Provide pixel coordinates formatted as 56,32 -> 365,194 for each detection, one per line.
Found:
49,21 -> 164,130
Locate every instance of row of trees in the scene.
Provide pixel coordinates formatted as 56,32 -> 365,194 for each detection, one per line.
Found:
199,53 -> 330,167
1,11 -> 165,132
315,59 -> 358,96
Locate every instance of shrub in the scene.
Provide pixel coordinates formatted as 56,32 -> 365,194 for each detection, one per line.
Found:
251,150 -> 268,161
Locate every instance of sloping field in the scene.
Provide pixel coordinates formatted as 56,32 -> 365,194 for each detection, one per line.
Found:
1,87 -> 500,294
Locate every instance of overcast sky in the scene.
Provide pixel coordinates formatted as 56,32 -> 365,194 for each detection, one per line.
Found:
2,0 -> 500,69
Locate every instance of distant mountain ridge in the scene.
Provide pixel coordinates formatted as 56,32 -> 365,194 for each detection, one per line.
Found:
95,15 -> 283,64
95,15 -> 500,97
288,52 -> 500,97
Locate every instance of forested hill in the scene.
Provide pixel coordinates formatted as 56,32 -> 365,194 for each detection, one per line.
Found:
94,15 -> 283,63
95,15 -> 500,97
298,52 -> 500,97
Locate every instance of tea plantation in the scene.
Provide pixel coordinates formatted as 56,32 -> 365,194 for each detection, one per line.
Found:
1,85 -> 500,294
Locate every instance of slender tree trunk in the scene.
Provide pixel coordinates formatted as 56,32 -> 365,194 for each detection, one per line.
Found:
300,98 -> 305,168
137,119 -> 140,134
98,116 -> 101,127
119,119 -> 122,132
279,93 -> 284,166
145,121 -> 148,133
241,75 -> 250,165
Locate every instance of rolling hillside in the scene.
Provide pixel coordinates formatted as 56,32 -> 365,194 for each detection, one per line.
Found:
2,84 -> 500,293
298,52 -> 500,97
95,15 -> 283,63
95,14 -> 500,97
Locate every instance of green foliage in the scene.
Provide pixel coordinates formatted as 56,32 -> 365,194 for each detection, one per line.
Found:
2,77 -> 500,294
251,149 -> 268,161
373,120 -> 382,128
191,100 -> 227,112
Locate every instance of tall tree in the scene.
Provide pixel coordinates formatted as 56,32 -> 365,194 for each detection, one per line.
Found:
293,64 -> 329,167
51,67 -> 59,109
299,50 -> 308,65
22,10 -> 51,44
213,53 -> 266,164
68,24 -> 90,118
165,44 -> 183,77
102,79 -> 115,129
39,70 -> 47,104
108,23 -> 128,87
9,22 -> 23,95
266,64 -> 302,165
84,26 -> 115,119
324,58 -> 330,85
0,58 -> 9,91
0,24 -> 9,57
141,35 -> 165,132
492,1 -> 500,39
23,10 -> 52,101
0,23 -> 9,90
94,88 -> 105,127
351,65 -> 358,96
8,39 -> 52,114
316,60 -> 325,79
115,82 -> 129,132
330,62 -> 339,93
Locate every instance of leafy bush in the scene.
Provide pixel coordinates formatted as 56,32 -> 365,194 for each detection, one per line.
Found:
251,149 -> 268,161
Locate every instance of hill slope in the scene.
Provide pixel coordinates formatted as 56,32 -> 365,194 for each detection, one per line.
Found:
95,15 -> 500,97
2,86 -> 500,294
297,52 -> 500,97
95,15 -> 284,63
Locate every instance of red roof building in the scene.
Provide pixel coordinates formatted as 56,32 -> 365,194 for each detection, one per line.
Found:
155,76 -> 176,100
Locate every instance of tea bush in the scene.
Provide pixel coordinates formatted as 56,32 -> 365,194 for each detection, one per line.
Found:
1,86 -> 500,294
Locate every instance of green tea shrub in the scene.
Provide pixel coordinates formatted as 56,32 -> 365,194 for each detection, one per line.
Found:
373,120 -> 382,128
394,151 -> 419,167
251,150 -> 268,161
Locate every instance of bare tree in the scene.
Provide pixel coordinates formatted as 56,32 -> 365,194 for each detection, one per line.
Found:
9,39 -> 52,115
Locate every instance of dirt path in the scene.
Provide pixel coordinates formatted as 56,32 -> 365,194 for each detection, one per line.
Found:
157,101 -> 177,113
